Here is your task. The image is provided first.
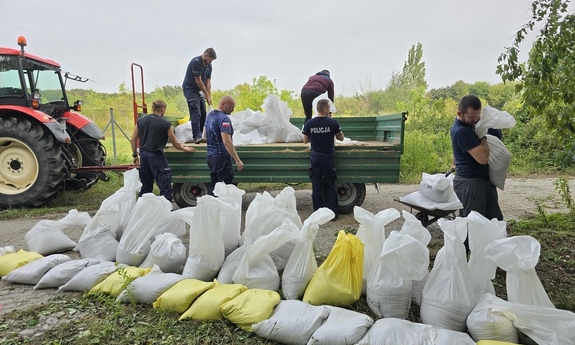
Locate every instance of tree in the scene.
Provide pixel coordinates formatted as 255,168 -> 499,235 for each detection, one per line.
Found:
497,0 -> 575,138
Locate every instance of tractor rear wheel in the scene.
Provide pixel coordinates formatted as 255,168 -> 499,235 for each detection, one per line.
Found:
0,116 -> 66,208
336,182 -> 367,214
66,131 -> 106,190
173,182 -> 212,208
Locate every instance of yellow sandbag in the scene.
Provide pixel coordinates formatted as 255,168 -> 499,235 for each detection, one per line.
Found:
477,341 -> 520,345
153,278 -> 215,314
219,289 -> 281,332
177,116 -> 189,125
303,230 -> 363,306
179,282 -> 248,321
0,249 -> 43,276
88,266 -> 151,298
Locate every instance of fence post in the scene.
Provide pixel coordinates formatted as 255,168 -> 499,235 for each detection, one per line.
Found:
110,108 -> 118,165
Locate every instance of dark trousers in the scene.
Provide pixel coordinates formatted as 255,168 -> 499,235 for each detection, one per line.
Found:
207,155 -> 235,191
301,89 -> 322,122
309,154 -> 338,214
184,89 -> 206,141
453,175 -> 503,220
139,150 -> 172,201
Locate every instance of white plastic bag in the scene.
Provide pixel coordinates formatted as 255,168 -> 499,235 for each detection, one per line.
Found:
366,231 -> 429,319
418,172 -> 454,203
116,265 -> 183,304
354,206 -> 401,295
486,134 -> 511,190
485,235 -> 554,308
400,210 -> 432,305
182,195 -> 234,280
25,210 -> 90,255
466,293 -> 520,343
174,121 -> 194,143
233,219 -> 300,290
282,208 -> 334,300
116,193 -> 172,266
59,261 -> 124,292
213,182 -> 245,257
358,318 -> 436,345
308,306 -> 373,345
34,258 -> 100,289
139,233 -> 187,273
3,254 -> 71,285
475,105 -> 517,138
420,217 -> 476,332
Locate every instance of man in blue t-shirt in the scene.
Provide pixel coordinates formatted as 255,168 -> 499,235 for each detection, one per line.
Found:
130,100 -> 195,201
203,95 -> 243,190
302,99 -> 344,220
450,95 -> 503,220
182,48 -> 217,144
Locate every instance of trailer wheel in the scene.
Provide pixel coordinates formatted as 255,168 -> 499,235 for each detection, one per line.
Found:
336,182 -> 366,214
0,116 -> 65,208
66,131 -> 106,190
173,182 -> 212,208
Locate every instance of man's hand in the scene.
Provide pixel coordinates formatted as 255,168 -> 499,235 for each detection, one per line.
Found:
183,146 -> 195,153
132,156 -> 139,165
235,159 -> 244,171
206,96 -> 212,106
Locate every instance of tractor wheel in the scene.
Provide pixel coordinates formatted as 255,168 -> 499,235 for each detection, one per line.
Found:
173,182 -> 212,208
66,131 -> 106,190
0,116 -> 66,208
336,182 -> 367,214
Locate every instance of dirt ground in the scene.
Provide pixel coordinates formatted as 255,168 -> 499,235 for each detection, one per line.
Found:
1,176 -> 572,317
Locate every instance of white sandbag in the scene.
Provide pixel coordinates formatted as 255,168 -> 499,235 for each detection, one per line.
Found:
308,306 -> 373,345
25,210 -> 90,255
182,195 -> 234,280
76,228 -> 119,261
312,93 -> 337,117
354,206 -> 401,295
213,182 -> 245,257
116,193 -> 172,266
34,258 -> 101,289
154,207 -> 194,239
282,208 -> 334,300
3,254 -> 71,285
486,134 -> 511,190
252,300 -> 331,345
357,318 -> 436,345
434,328 -> 476,345
216,245 -> 246,284
475,105 -> 517,138
115,168 -> 141,238
399,210 -> 432,305
466,293 -> 520,343
420,217 -> 476,332
59,261 -> 123,292
418,172 -> 454,203
262,95 -> 302,143
116,265 -> 183,304
174,121 -> 194,143
367,231 -> 429,319
242,188 -> 303,270
485,235 -> 554,308
139,233 -> 187,273
233,218 -> 300,290
399,190 -> 462,212
467,211 -> 507,299
0,246 -> 16,256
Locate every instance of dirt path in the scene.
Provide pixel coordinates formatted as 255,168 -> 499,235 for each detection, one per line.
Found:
0,176 -> 572,317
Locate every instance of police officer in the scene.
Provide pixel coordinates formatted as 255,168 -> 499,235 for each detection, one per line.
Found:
302,99 -> 344,220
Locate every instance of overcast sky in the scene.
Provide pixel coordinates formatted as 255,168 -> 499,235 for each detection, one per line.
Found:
1,0 -> 539,96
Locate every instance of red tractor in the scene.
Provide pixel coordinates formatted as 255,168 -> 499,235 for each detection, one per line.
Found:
0,37 -> 107,208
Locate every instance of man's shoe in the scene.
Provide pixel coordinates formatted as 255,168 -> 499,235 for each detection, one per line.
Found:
331,214 -> 339,222
194,138 -> 206,144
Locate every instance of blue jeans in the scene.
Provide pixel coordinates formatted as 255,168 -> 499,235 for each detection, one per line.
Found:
309,154 -> 338,214
139,150 -> 172,201
184,89 -> 206,141
207,155 -> 234,191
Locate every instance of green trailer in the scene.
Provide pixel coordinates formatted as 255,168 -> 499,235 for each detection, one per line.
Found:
165,112 -> 407,213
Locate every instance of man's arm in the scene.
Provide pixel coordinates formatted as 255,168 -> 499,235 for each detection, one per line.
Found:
302,134 -> 310,144
468,136 -> 490,165
335,131 -> 344,141
167,127 -> 195,153
130,124 -> 139,164
206,78 -> 212,105
194,76 -> 212,106
221,132 -> 244,171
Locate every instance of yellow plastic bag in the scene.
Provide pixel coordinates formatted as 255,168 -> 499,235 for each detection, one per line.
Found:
153,278 -> 215,314
0,249 -> 43,276
477,341 -> 520,345
179,282 -> 248,321
219,289 -> 281,332
88,266 -> 151,298
177,115 -> 189,125
303,230 -> 363,306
